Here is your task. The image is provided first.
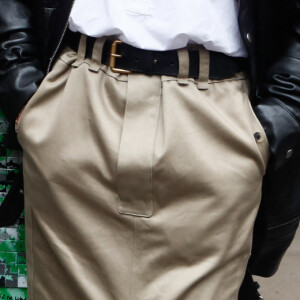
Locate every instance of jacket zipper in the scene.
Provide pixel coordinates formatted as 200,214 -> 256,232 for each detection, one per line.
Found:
47,0 -> 76,73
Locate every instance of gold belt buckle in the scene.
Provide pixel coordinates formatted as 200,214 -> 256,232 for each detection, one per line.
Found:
109,40 -> 131,74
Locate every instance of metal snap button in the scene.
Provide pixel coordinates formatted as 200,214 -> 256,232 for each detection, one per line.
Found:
286,149 -> 294,159
247,33 -> 252,43
254,132 -> 263,142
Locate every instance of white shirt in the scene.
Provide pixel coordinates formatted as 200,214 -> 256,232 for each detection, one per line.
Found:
69,0 -> 247,57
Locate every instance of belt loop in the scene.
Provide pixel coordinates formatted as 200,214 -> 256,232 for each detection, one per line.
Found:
177,48 -> 189,85
89,37 -> 106,73
197,46 -> 210,90
71,34 -> 87,68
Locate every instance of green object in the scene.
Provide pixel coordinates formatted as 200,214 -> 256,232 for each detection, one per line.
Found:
0,109 -> 27,295
0,241 -> 17,252
0,288 -> 27,299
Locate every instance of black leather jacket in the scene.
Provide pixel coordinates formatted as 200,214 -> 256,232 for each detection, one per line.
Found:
0,0 -> 299,290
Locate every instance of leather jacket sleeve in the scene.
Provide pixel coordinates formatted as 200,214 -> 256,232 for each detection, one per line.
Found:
249,0 -> 300,277
0,0 -> 44,125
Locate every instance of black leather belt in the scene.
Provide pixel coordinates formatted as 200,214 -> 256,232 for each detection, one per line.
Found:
67,32 -> 247,80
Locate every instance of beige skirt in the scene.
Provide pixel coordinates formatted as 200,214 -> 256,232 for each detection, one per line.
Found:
17,36 -> 269,300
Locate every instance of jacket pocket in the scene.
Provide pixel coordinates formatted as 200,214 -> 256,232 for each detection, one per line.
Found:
253,98 -> 300,170
249,217 -> 299,277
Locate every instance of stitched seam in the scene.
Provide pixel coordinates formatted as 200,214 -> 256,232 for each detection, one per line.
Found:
59,49 -> 128,82
161,76 -> 246,84
32,207 -> 35,300
129,218 -> 137,300
268,215 -> 300,230
149,78 -> 162,218
59,56 -> 78,66
272,98 -> 300,128
26,203 -> 35,300
116,83 -> 129,215
74,59 -> 128,82
99,66 -> 128,82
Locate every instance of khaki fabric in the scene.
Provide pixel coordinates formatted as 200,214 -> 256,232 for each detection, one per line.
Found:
17,40 -> 269,300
